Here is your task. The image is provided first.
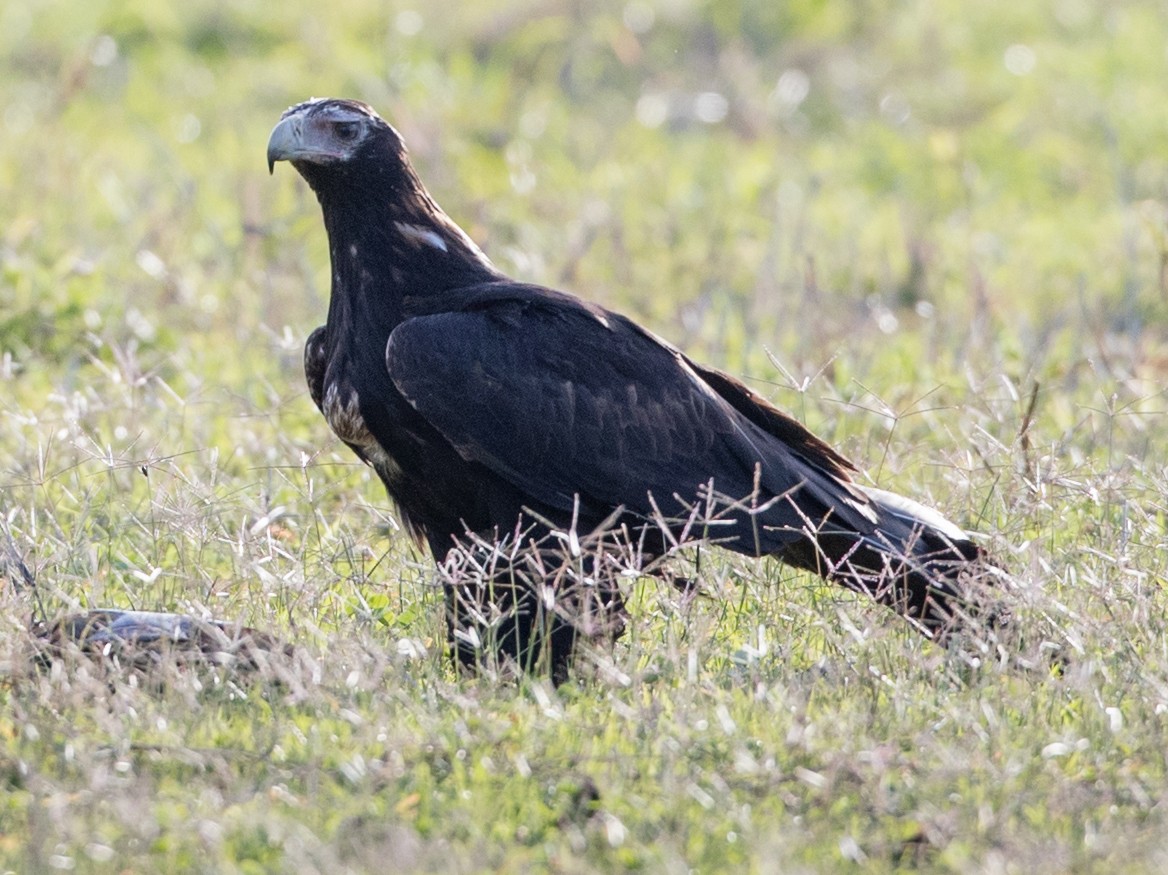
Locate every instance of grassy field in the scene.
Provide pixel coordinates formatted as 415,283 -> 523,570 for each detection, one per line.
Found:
3,0 -> 1168,871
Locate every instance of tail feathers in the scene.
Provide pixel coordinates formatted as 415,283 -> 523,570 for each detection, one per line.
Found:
776,485 -> 1000,641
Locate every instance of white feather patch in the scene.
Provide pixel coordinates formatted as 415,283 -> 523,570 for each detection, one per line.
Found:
860,486 -> 969,541
394,222 -> 448,252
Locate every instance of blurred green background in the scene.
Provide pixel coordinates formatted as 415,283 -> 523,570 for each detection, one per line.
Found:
6,0 -> 1166,365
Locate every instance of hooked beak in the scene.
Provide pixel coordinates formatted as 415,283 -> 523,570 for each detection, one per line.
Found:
266,114 -> 302,174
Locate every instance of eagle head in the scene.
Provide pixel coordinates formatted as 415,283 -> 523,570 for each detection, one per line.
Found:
267,98 -> 401,179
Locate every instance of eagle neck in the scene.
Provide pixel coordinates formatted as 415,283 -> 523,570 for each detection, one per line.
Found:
314,170 -> 500,344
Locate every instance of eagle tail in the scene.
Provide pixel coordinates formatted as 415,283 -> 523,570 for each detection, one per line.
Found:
776,485 -> 1003,642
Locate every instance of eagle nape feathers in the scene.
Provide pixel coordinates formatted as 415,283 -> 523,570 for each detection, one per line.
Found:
268,97 -> 1006,682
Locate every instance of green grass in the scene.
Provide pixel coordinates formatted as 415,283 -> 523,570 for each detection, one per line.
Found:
3,0 -> 1168,871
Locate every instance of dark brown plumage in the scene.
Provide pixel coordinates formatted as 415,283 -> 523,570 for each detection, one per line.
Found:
268,98 -> 1000,680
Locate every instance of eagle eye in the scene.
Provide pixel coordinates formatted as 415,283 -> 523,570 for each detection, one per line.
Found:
334,121 -> 361,141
